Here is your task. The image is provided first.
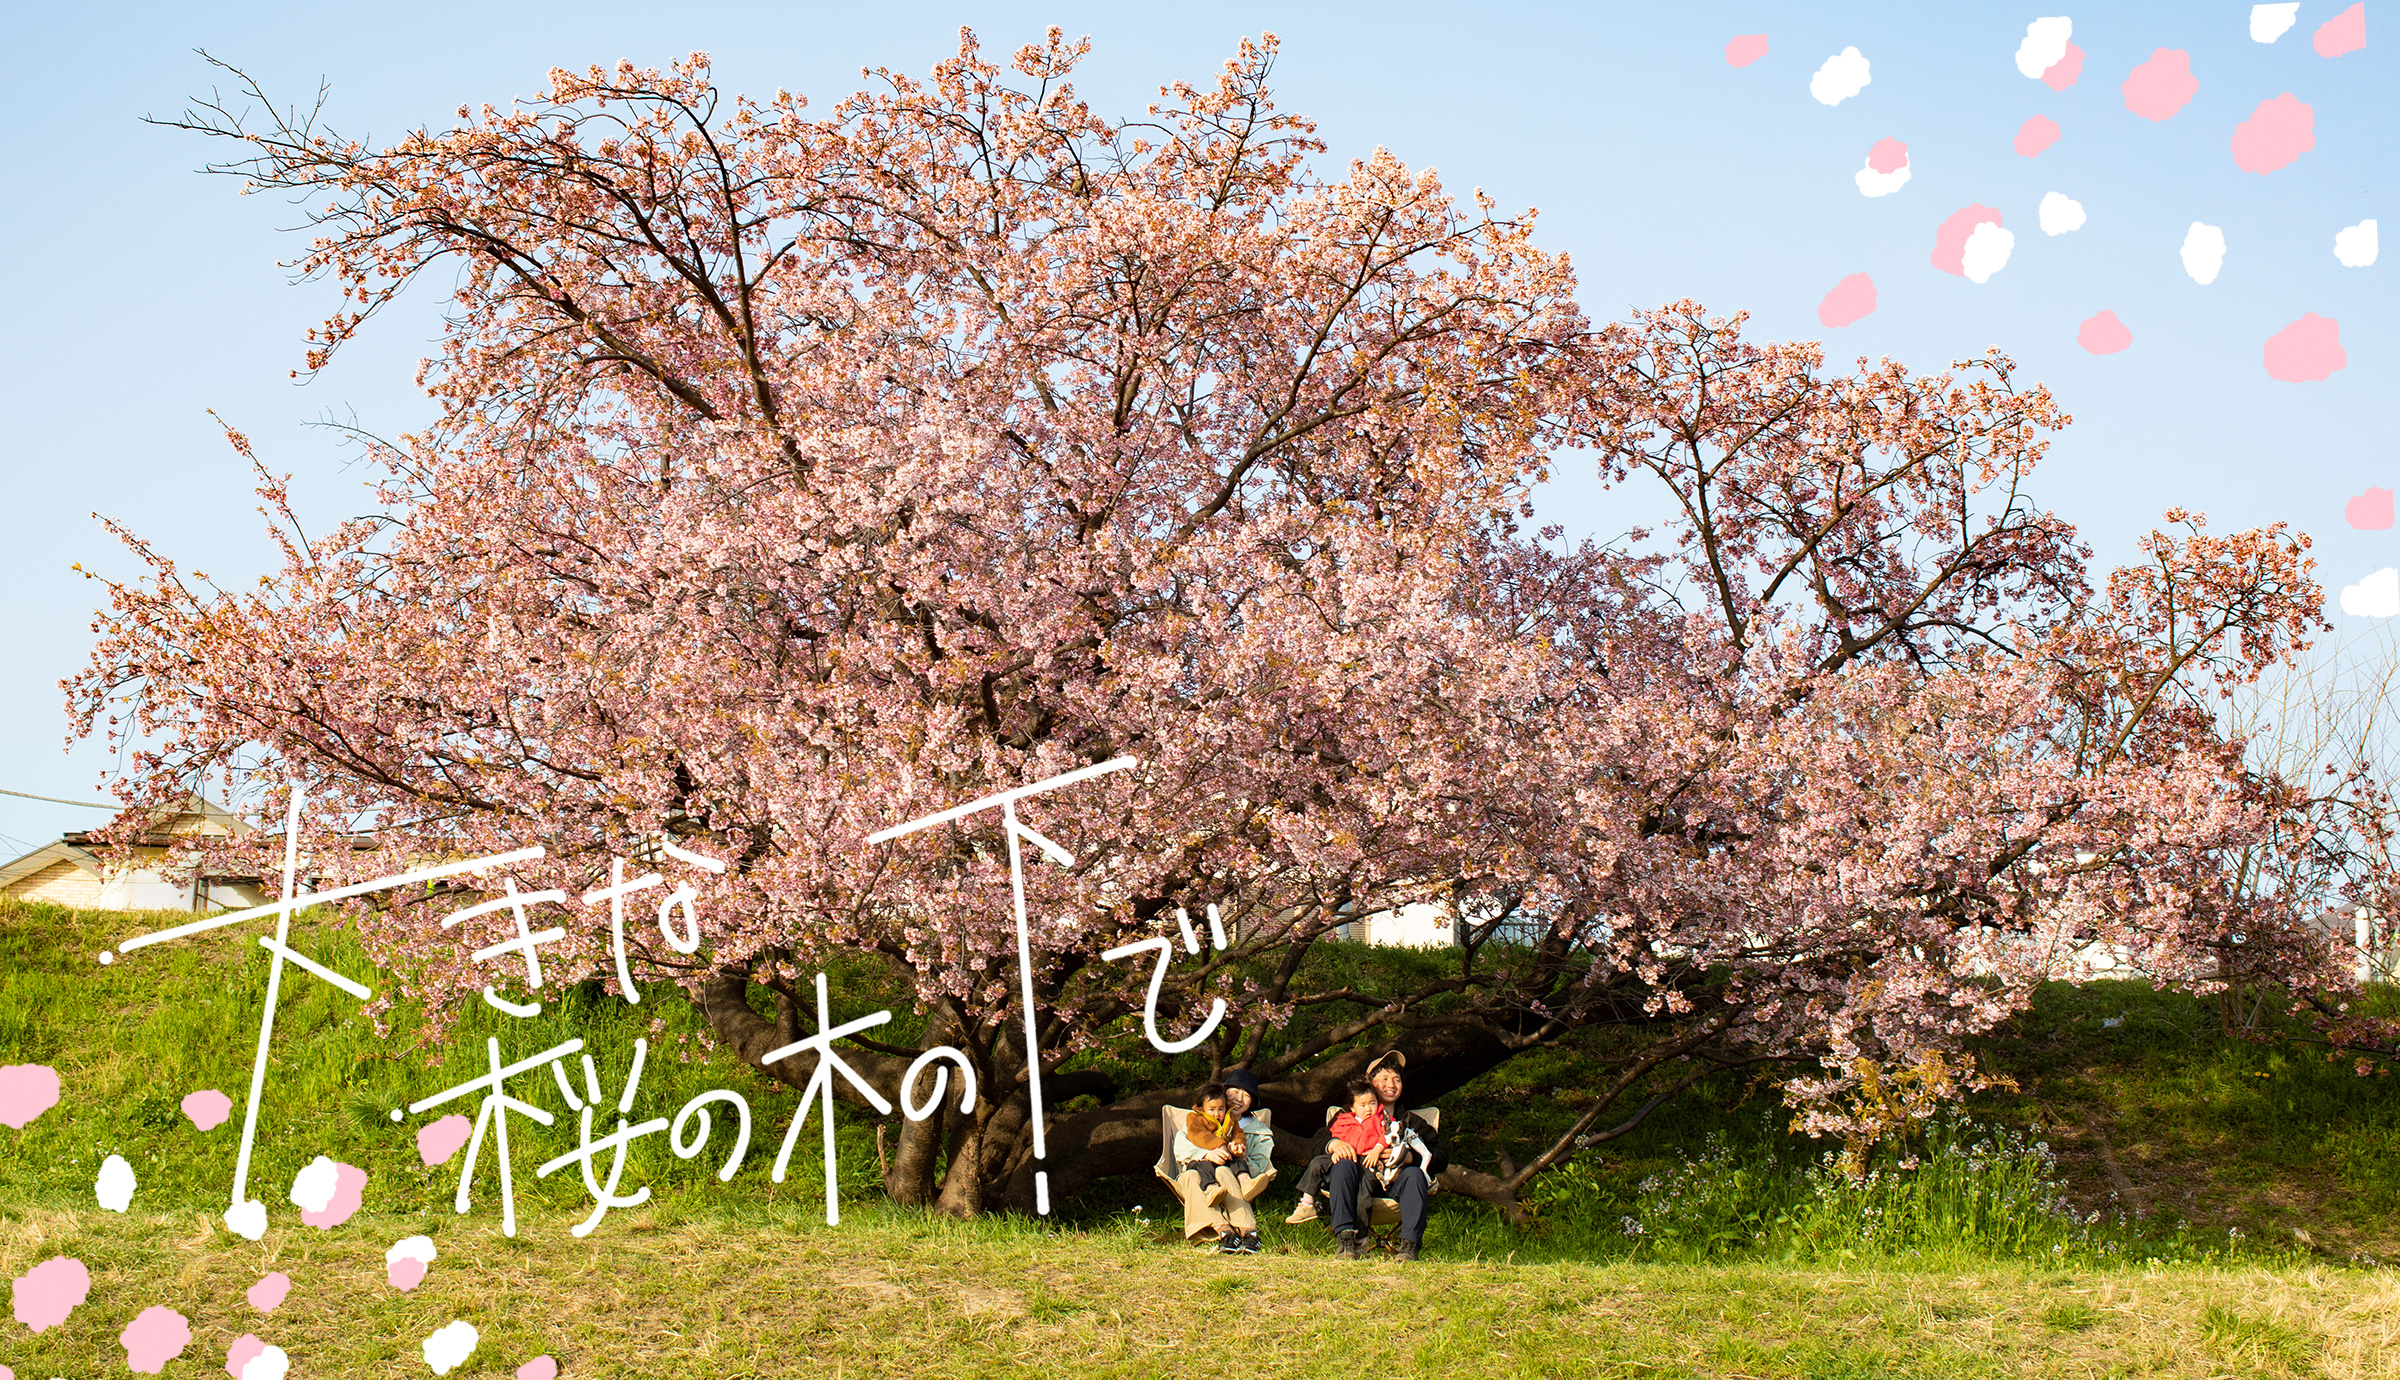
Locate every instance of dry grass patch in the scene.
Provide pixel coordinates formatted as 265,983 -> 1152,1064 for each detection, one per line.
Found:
3,1206 -> 2398,1378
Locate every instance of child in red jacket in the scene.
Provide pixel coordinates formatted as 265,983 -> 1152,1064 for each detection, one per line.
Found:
1326,1078 -> 1392,1176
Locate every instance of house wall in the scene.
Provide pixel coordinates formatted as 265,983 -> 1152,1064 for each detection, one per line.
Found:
2,801 -> 264,914
202,881 -> 274,911
85,845 -> 191,911
96,870 -> 196,911
1358,901 -> 1455,949
7,866 -> 269,914
8,859 -> 106,908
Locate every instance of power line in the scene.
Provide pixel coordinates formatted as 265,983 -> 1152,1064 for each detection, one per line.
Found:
0,787 -> 119,810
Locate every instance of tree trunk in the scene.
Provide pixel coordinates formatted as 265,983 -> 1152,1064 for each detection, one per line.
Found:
696,968 -> 802,1077
883,1104 -> 948,1206
934,1110 -> 991,1217
1436,1162 -> 1531,1228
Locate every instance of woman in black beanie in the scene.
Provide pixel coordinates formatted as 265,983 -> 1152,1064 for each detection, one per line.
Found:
1217,1068 -> 1275,1251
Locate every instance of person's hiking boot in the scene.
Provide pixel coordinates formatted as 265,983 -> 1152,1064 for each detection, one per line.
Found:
1335,1230 -> 1365,1261
1284,1195 -> 1319,1225
1239,1230 -> 1262,1253
1216,1230 -> 1245,1255
1393,1238 -> 1421,1263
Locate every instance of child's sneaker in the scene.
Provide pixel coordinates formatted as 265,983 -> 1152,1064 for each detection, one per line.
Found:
1284,1195 -> 1319,1225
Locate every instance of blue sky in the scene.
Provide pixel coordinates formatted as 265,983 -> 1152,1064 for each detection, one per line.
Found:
0,1 -> 2388,853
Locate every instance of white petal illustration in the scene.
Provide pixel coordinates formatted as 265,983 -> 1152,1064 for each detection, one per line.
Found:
2181,223 -> 2226,284
2039,192 -> 2087,235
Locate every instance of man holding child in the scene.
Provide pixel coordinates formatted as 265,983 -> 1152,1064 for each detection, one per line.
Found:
1286,1052 -> 1444,1261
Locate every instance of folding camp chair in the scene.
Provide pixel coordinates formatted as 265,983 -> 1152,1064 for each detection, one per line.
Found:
1153,1105 -> 1277,1243
1319,1105 -> 1441,1253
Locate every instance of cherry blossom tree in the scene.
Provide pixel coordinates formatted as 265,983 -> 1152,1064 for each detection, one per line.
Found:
2209,624 -> 2400,1060
74,32 -> 2383,1219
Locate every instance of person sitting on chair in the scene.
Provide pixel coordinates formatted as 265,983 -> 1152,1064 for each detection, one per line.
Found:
1220,1068 -> 1276,1214
1173,1082 -> 1259,1253
1325,1055 -> 1443,1261
1285,1050 -> 1424,1225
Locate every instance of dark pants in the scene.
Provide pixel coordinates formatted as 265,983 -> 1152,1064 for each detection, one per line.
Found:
1326,1158 -> 1429,1243
1296,1153 -> 1332,1201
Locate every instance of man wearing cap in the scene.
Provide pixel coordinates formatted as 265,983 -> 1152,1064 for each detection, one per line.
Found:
1287,1051 -> 1444,1261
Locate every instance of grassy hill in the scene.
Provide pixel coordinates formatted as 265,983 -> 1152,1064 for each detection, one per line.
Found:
5,893 -> 2400,1377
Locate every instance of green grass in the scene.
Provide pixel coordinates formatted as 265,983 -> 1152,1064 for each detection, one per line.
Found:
10,893 -> 2400,1376
0,895 -> 876,1226
2200,1302 -> 2323,1375
1960,979 -> 2400,1262
2042,1300 -> 2103,1332
1408,974 -> 2400,1268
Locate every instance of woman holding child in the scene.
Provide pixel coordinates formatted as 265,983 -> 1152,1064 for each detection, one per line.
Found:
1173,1070 -> 1275,1253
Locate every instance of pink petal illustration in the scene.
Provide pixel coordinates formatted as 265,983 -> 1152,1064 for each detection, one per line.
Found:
418,1113 -> 473,1166
518,1359 -> 560,1380
2231,93 -> 2315,173
2314,2 -> 2366,57
1931,205 -> 2005,276
1818,274 -> 1878,328
2346,487 -> 2395,531
10,1255 -> 91,1332
1725,34 -> 1770,68
2041,42 -> 2084,90
226,1333 -> 267,1379
2121,48 -> 2198,121
121,1305 -> 194,1375
2264,313 -> 2346,381
300,1161 -> 368,1228
0,1064 -> 61,1129
247,1271 -> 293,1312
2014,115 -> 2062,157
389,1257 -> 429,1291
1867,137 -> 1908,173
183,1089 -> 234,1131
2077,311 -> 2132,355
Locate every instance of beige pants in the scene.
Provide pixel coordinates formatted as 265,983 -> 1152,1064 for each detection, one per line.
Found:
1176,1165 -> 1259,1240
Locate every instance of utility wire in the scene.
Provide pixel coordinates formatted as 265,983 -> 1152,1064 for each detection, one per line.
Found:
0,787 -> 119,810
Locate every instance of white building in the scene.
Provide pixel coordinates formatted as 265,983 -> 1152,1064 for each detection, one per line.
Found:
0,796 -> 273,913
1342,900 -> 1457,948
